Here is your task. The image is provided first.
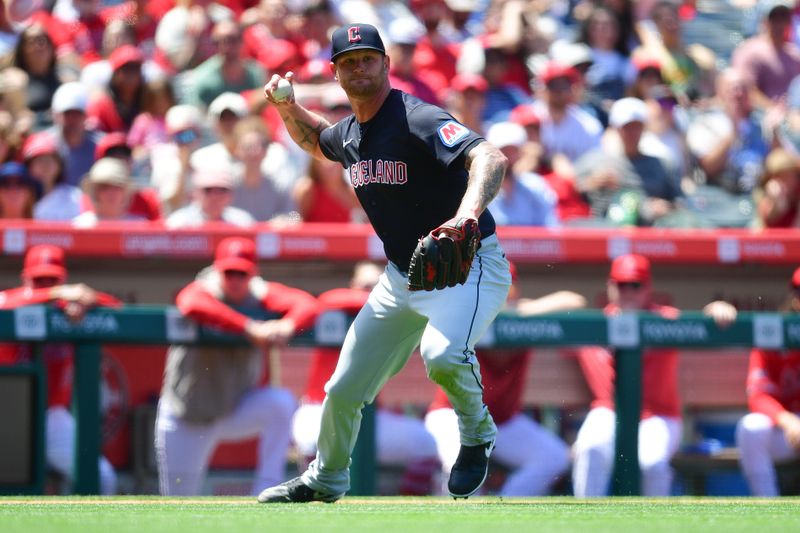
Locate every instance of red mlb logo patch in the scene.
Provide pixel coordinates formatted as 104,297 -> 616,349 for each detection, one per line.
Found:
438,121 -> 469,147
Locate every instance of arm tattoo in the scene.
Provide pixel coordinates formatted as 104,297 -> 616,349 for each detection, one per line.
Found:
291,117 -> 325,150
460,142 -> 507,216
279,108 -> 331,154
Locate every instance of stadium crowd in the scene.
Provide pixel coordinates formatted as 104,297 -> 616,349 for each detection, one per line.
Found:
0,0 -> 797,229
1,0 -> 800,498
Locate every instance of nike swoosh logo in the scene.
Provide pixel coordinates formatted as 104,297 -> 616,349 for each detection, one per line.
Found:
343,139 -> 353,148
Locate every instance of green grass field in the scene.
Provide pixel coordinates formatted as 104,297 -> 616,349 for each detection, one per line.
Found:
1,497 -> 799,533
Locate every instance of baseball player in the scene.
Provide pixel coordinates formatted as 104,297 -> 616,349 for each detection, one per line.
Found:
0,244 -> 121,494
572,254 -> 737,497
425,263 -> 581,496
292,261 -> 439,495
736,266 -> 800,497
155,237 -> 318,496
259,22 -> 511,503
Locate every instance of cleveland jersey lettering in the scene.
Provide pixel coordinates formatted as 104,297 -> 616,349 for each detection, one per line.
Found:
349,160 -> 408,187
319,89 -> 496,270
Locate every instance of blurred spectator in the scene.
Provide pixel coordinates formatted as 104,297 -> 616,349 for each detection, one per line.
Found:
194,91 -> 301,192
52,0 -> 106,65
335,0 -> 416,36
156,236 -> 318,495
577,5 -> 633,104
4,0 -> 43,23
231,117 -> 296,222
92,131 -> 161,220
426,264 -> 578,496
0,161 -> 41,219
732,0 -> 800,108
153,0 -> 222,76
478,2 -> 542,89
292,155 -> 362,223
240,0 -> 304,77
412,0 -> 460,97
79,19 -> 162,96
736,266 -> 800,497
99,0 -> 161,52
572,254 -> 737,497
550,41 -> 606,126
638,84 -> 690,183
440,0 -> 483,42
0,244 -> 121,495
446,72 -> 488,134
94,132 -> 132,163
293,261 -> 440,495
532,61 -> 603,167
128,79 -> 176,162
752,148 -> 800,229
8,23 -> 62,130
774,75 -> 800,156
626,55 -> 664,101
480,43 -> 532,125
188,19 -> 265,108
191,91 -> 248,171
635,1 -> 705,101
295,0 -> 338,63
150,104 -> 205,214
166,167 -> 255,228
73,157 -> 149,226
572,0 -> 638,57
86,45 -> 145,134
574,97 -> 680,225
686,69 -> 770,195
485,121 -> 559,227
508,104 -> 592,223
387,17 -> 440,105
0,111 -> 20,164
46,81 -> 101,187
22,131 -> 83,221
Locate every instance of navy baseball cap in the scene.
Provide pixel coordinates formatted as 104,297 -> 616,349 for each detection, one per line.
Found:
331,23 -> 386,62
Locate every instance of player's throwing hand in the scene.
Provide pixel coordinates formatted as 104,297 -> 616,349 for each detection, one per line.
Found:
264,72 -> 295,105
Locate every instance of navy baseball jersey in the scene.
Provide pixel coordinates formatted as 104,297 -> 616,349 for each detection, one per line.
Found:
319,89 -> 496,271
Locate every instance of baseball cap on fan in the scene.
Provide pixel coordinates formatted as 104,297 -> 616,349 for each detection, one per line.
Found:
608,97 -> 648,128
609,254 -> 651,284
23,244 -> 67,282
214,237 -> 257,275
331,23 -> 386,62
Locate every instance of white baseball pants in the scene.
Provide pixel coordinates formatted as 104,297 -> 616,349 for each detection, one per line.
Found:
302,235 -> 511,496
572,406 -> 682,497
736,412 -> 800,496
46,406 -> 117,495
425,407 -> 571,496
155,386 -> 296,495
293,402 -> 438,464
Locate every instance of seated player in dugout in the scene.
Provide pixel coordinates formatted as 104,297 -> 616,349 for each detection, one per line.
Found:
292,261 -> 440,495
425,262 -> 584,496
155,237 -> 318,496
736,266 -> 800,497
0,244 -> 122,494
571,254 -> 738,497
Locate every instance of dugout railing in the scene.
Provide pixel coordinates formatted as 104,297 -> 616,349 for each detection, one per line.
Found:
2,306 -> 800,496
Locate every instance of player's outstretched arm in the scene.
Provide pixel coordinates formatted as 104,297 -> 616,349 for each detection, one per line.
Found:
264,72 -> 332,161
456,141 -> 508,219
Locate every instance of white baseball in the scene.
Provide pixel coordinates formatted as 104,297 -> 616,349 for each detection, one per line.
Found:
272,79 -> 293,102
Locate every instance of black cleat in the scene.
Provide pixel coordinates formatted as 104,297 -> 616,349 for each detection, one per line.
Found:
448,439 -> 495,499
257,476 -> 343,503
